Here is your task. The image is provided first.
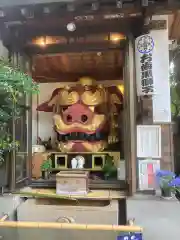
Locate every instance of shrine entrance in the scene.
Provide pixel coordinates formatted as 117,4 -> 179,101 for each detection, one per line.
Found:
0,0 -> 145,196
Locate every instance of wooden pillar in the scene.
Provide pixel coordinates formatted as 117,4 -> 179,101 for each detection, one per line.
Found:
134,17 -> 174,194
161,124 -> 174,171
24,57 -> 33,181
151,16 -> 174,172
124,39 -> 137,195
18,54 -> 33,182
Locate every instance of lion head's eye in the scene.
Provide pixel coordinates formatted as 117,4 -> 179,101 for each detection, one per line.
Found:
62,107 -> 68,112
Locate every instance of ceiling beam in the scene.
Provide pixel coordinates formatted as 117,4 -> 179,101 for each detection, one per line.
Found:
1,15 -> 143,49
15,18 -> 143,39
0,0 -> 174,9
24,40 -> 127,55
36,79 -> 123,87
0,0 -> 73,7
0,3 -> 142,26
0,0 -> 179,22
33,69 -> 123,83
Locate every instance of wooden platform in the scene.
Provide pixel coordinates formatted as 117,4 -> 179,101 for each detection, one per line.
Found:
15,188 -> 126,200
31,178 -> 127,190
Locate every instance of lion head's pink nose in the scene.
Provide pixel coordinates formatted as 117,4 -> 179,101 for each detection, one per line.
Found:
62,103 -> 93,124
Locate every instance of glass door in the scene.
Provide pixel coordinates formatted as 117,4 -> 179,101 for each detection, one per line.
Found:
15,94 -> 28,186
9,52 -> 32,190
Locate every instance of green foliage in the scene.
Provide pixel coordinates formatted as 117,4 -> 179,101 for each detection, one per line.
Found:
41,158 -> 52,172
0,58 -> 39,162
102,154 -> 117,179
170,48 -> 180,118
170,69 -> 180,118
171,87 -> 180,118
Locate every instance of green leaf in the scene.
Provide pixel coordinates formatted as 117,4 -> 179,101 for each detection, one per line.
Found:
0,59 -> 39,162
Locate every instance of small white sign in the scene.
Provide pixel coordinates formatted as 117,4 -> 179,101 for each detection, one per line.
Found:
138,159 -> 160,191
137,125 -> 161,158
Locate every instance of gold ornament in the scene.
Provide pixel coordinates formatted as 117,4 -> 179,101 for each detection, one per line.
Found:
53,113 -> 106,133
81,87 -> 107,105
79,77 -> 95,86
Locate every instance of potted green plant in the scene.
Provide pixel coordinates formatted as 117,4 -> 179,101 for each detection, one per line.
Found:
102,154 -> 117,180
0,59 -> 38,191
156,170 -> 175,198
41,158 -> 52,179
156,170 -> 180,201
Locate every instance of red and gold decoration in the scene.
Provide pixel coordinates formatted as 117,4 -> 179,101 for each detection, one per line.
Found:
37,77 -> 123,152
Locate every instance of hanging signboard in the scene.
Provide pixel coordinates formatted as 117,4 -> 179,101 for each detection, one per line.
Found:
135,34 -> 154,96
135,16 -> 171,122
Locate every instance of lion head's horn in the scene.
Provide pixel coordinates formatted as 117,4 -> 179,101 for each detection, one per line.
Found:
36,88 -> 61,112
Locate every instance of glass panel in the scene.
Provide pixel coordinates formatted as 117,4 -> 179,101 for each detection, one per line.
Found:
15,95 -> 28,183
15,153 -> 27,182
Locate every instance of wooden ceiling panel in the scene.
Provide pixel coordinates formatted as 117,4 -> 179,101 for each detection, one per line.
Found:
33,50 -> 124,82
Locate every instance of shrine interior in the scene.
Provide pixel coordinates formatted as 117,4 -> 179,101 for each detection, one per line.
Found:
31,32 -> 126,184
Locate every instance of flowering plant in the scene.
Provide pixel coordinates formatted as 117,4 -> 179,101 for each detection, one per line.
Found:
168,176 -> 180,194
156,170 -> 175,189
156,170 -> 180,199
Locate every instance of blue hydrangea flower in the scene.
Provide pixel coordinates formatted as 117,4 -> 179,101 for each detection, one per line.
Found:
156,170 -> 175,178
155,170 -> 175,188
168,177 -> 180,187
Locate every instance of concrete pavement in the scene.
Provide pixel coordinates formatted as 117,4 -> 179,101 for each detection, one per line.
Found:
128,195 -> 180,240
0,194 -> 180,239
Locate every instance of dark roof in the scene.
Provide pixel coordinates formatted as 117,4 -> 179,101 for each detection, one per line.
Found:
0,0 -> 73,7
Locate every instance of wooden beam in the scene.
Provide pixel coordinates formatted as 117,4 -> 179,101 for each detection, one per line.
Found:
16,18 -> 142,39
1,16 -> 143,48
0,0 -> 73,7
0,0 -> 172,10
0,0 -> 179,22
25,40 -> 127,55
0,4 -> 142,26
123,40 -> 136,195
33,70 -> 123,83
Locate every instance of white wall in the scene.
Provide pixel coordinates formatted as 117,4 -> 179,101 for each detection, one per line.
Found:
0,40 -> 8,59
32,83 -> 61,144
151,15 -> 171,123
135,15 -> 170,123
32,80 -> 123,144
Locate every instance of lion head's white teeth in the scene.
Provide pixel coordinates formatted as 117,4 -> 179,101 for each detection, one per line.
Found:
89,106 -> 95,112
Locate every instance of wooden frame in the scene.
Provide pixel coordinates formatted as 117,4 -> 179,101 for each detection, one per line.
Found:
54,154 -> 68,169
0,0 -> 138,196
16,21 -> 138,40
92,154 -> 105,170
0,0 -> 179,19
123,39 -> 137,195
25,40 -> 127,55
